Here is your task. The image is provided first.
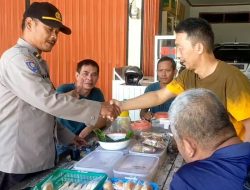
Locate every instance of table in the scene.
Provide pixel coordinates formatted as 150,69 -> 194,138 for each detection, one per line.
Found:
11,145 -> 184,190
154,152 -> 184,189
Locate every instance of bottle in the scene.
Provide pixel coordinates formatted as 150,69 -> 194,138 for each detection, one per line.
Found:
112,111 -> 131,133
70,145 -> 81,161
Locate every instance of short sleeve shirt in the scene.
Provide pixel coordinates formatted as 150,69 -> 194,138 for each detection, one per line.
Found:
144,82 -> 174,113
56,83 -> 105,134
166,61 -> 250,140
170,142 -> 250,190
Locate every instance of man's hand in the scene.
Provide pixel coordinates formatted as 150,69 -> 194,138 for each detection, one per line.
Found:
73,136 -> 88,147
79,126 -> 94,139
141,112 -> 153,121
100,101 -> 121,121
110,99 -> 123,110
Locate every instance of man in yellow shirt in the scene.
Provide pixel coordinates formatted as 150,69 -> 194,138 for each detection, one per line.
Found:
112,17 -> 250,142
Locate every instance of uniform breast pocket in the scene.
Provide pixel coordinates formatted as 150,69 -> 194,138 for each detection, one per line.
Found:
19,100 -> 41,115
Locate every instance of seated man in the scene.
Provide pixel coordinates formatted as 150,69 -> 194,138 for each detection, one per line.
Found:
168,88 -> 250,190
56,59 -> 106,139
140,56 -> 176,120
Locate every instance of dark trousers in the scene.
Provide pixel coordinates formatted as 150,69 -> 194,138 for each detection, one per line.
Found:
0,169 -> 52,190
0,172 -> 27,190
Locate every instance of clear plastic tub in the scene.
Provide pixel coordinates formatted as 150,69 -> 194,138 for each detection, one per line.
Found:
74,150 -> 124,177
113,154 -> 159,181
129,145 -> 167,166
151,118 -> 170,129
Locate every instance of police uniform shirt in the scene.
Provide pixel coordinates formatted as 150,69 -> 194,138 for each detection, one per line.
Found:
0,38 -> 101,173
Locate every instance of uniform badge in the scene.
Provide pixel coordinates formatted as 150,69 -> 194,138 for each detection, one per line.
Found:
25,60 -> 39,73
55,12 -> 62,22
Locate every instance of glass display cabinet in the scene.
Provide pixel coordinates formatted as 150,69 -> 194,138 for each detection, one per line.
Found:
154,35 -> 181,82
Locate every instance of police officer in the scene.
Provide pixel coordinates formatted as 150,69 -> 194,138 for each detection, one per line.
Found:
0,2 -> 120,189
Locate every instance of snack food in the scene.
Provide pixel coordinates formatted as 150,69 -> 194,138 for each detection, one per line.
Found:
141,182 -> 153,190
123,181 -> 135,190
134,183 -> 143,190
131,120 -> 152,132
140,132 -> 167,140
42,182 -> 54,190
103,180 -> 114,190
103,178 -> 157,190
113,181 -> 124,190
131,143 -> 156,153
142,138 -> 166,149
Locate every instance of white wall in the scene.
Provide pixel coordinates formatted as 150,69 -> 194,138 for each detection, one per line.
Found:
189,5 -> 250,43
128,0 -> 142,68
180,0 -> 190,18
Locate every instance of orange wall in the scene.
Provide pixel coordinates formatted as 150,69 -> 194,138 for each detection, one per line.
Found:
0,0 -> 128,100
142,0 -> 160,76
0,0 -> 25,53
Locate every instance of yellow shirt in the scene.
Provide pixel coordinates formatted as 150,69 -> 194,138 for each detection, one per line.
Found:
167,61 -> 250,140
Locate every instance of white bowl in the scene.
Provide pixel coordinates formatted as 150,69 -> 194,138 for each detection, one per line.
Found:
98,133 -> 131,151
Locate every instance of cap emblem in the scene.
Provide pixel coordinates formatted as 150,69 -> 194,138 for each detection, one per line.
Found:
55,12 -> 62,22
26,2 -> 71,34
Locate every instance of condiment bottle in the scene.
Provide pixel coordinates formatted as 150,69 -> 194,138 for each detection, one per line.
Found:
112,111 -> 131,133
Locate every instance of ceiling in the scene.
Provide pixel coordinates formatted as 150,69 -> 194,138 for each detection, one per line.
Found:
186,0 -> 250,6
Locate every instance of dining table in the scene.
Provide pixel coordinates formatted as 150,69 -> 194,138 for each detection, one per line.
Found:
11,134 -> 184,190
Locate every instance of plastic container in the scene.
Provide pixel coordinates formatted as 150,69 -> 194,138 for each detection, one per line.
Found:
113,154 -> 159,181
154,112 -> 168,119
74,150 -> 124,177
129,145 -> 167,166
98,139 -> 130,151
95,145 -> 127,155
32,168 -> 107,190
130,120 -> 152,132
151,118 -> 170,129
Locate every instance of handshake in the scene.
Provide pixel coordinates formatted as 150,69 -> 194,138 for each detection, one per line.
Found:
73,99 -> 123,147
100,99 -> 122,121
70,86 -> 124,121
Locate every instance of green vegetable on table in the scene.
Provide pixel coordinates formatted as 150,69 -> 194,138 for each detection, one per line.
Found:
94,129 -> 134,142
125,130 -> 134,140
93,129 -> 109,142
